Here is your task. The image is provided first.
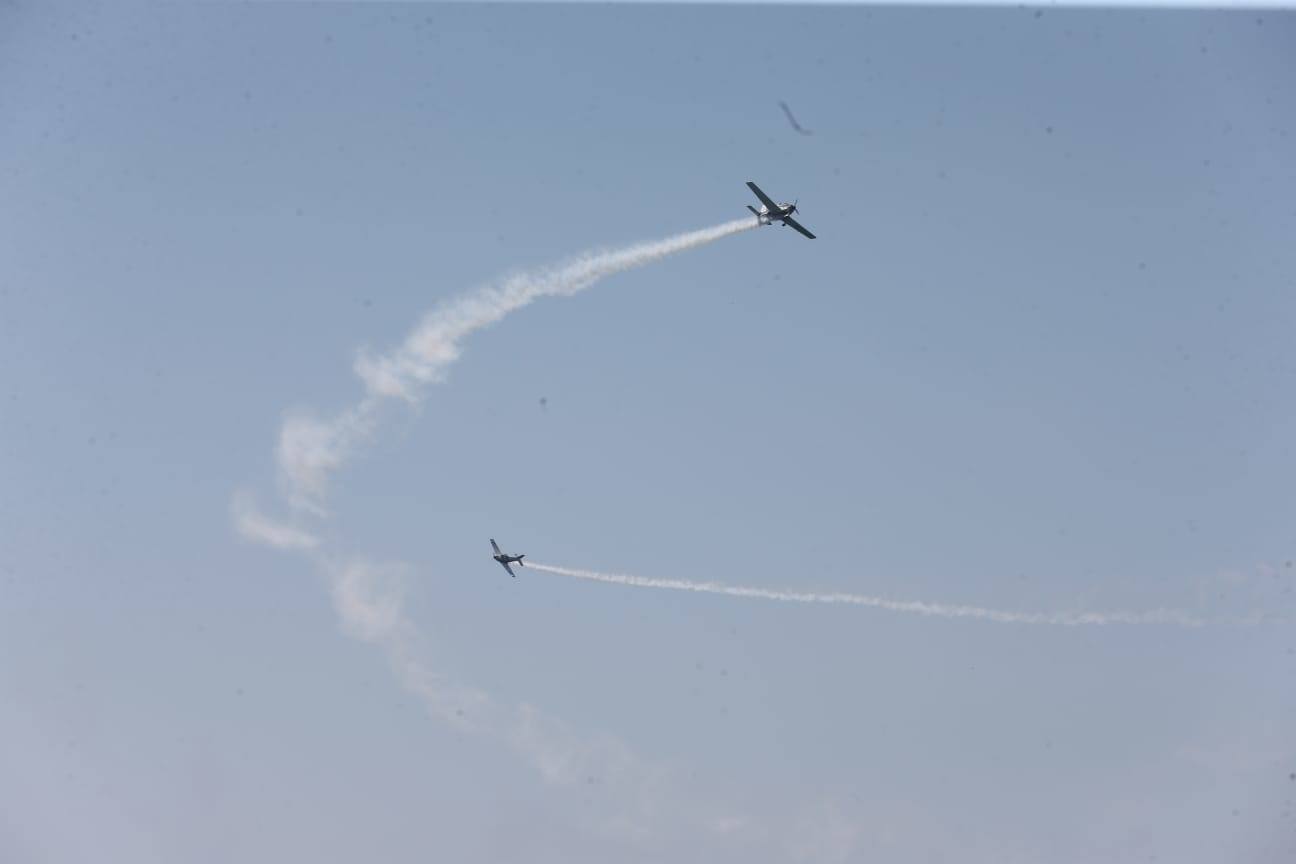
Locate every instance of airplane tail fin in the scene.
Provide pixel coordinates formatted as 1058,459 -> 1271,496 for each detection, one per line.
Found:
518,556 -> 525,566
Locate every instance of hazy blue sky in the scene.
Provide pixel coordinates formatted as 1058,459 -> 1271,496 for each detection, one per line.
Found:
2,3 -> 1294,862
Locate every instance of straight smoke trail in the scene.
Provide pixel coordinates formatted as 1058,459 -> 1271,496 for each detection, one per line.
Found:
278,217 -> 757,512
528,563 -> 1205,628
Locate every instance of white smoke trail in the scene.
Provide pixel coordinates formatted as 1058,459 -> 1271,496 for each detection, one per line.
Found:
528,563 -> 1205,628
279,217 -> 757,513
231,492 -> 320,550
237,218 -> 762,838
231,502 -> 671,823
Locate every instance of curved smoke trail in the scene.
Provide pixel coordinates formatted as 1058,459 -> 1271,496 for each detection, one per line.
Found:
276,217 -> 758,514
527,563 -> 1205,628
237,216 -> 761,832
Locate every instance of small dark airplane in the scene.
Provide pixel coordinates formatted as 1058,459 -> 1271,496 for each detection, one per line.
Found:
778,101 -> 813,136
746,180 -> 816,239
490,538 -> 525,577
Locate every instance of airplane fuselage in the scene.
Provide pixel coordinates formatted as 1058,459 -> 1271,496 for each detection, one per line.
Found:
494,554 -> 524,566
754,203 -> 797,225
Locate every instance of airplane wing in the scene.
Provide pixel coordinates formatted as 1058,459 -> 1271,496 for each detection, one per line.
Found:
746,181 -> 779,211
498,559 -> 515,577
782,216 -> 816,239
490,539 -> 502,554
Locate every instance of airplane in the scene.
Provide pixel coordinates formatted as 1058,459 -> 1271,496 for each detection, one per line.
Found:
746,180 -> 816,239
778,101 -> 813,136
490,538 -> 525,577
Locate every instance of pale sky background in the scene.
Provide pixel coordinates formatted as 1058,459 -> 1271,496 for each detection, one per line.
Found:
2,3 -> 1295,863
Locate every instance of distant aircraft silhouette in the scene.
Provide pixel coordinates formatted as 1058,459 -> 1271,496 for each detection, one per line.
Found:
778,100 -> 813,136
